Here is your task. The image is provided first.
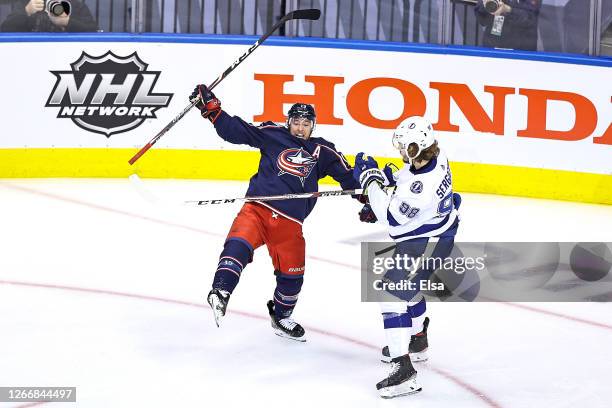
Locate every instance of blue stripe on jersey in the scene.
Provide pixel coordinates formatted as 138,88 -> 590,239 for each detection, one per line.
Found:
387,209 -> 401,227
390,213 -> 451,240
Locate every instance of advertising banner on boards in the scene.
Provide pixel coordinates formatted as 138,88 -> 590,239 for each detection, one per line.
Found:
0,39 -> 609,175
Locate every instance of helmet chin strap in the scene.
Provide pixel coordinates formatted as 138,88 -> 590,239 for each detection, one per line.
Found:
400,147 -> 419,165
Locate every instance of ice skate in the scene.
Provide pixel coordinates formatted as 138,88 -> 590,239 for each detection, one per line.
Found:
376,354 -> 422,399
207,289 -> 230,327
266,300 -> 306,342
408,316 -> 429,362
382,317 -> 429,363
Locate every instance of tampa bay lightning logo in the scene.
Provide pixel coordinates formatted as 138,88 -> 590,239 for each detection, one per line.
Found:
277,148 -> 318,186
410,180 -> 423,194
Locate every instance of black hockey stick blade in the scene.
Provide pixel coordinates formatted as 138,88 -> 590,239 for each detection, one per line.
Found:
288,8 -> 321,21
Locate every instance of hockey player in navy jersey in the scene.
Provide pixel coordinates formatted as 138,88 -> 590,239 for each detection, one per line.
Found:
189,84 -> 366,341
353,116 -> 461,398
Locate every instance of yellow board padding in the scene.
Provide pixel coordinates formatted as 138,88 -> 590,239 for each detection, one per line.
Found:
0,148 -> 610,205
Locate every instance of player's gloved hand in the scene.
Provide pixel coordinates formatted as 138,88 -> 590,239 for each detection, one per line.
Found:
355,194 -> 369,204
190,85 -> 222,123
353,152 -> 385,192
358,203 -> 377,223
382,163 -> 399,187
453,192 -> 462,210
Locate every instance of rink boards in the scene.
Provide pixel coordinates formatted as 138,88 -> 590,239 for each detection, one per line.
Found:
0,34 -> 610,204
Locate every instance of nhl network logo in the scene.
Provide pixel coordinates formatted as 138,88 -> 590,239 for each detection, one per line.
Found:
46,51 -> 173,137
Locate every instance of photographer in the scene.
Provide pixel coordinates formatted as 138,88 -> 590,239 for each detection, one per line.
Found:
475,0 -> 541,51
1,0 -> 97,32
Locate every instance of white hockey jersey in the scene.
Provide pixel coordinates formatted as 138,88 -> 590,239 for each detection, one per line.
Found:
368,149 -> 459,241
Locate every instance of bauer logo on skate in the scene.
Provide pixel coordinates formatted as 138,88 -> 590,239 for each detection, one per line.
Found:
46,51 -> 173,137
277,148 -> 318,185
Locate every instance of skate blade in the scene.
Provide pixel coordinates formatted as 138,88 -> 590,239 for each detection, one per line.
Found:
379,379 -> 422,399
273,328 -> 307,342
212,309 -> 223,327
207,296 -> 224,328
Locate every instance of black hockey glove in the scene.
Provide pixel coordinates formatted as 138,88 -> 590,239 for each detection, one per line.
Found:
190,85 -> 222,123
359,203 -> 377,223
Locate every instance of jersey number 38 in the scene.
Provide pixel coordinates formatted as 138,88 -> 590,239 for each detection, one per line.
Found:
399,202 -> 420,218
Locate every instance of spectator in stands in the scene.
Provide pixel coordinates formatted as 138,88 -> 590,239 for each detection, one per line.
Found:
475,0 -> 541,51
1,0 -> 97,32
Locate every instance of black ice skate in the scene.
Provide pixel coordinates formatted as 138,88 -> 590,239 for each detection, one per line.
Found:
382,317 -> 430,363
266,300 -> 306,342
207,289 -> 230,327
376,354 -> 422,399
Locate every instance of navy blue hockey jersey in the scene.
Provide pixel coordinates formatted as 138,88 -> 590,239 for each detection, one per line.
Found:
212,111 -> 360,223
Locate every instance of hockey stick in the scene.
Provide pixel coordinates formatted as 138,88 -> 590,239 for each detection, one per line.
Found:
128,8 -> 321,166
185,188 -> 363,206
128,174 -> 360,208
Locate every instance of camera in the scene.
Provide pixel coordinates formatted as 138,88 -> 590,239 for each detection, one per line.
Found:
483,0 -> 502,13
45,0 -> 71,17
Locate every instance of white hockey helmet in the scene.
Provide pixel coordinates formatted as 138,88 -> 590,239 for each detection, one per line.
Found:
392,116 -> 435,163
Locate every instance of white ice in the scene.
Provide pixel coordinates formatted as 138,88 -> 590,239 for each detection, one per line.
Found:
0,178 -> 611,408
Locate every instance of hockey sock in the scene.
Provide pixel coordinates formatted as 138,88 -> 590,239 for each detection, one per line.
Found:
273,271 -> 304,319
382,311 -> 412,359
212,239 -> 252,293
408,296 -> 427,335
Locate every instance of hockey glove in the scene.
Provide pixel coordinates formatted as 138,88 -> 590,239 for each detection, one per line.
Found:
382,163 -> 399,187
190,85 -> 222,123
359,203 -> 377,223
353,152 -> 385,192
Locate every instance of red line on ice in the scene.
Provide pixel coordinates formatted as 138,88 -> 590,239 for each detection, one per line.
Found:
0,279 -> 502,408
14,402 -> 48,408
3,183 -> 611,332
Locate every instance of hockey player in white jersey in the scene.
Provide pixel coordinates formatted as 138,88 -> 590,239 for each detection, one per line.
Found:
353,116 -> 461,399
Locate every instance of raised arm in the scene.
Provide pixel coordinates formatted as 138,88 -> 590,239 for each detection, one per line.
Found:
190,85 -> 265,148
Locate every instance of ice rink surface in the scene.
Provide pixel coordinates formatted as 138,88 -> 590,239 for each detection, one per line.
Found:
1,178 -> 611,408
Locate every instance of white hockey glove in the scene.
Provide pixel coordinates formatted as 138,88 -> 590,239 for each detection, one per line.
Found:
353,152 -> 386,192
359,168 -> 386,192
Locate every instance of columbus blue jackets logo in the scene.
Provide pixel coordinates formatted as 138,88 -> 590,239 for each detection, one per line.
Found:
46,51 -> 173,137
277,148 -> 318,185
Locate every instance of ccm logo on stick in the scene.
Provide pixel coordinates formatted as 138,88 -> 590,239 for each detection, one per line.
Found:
197,199 -> 237,205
